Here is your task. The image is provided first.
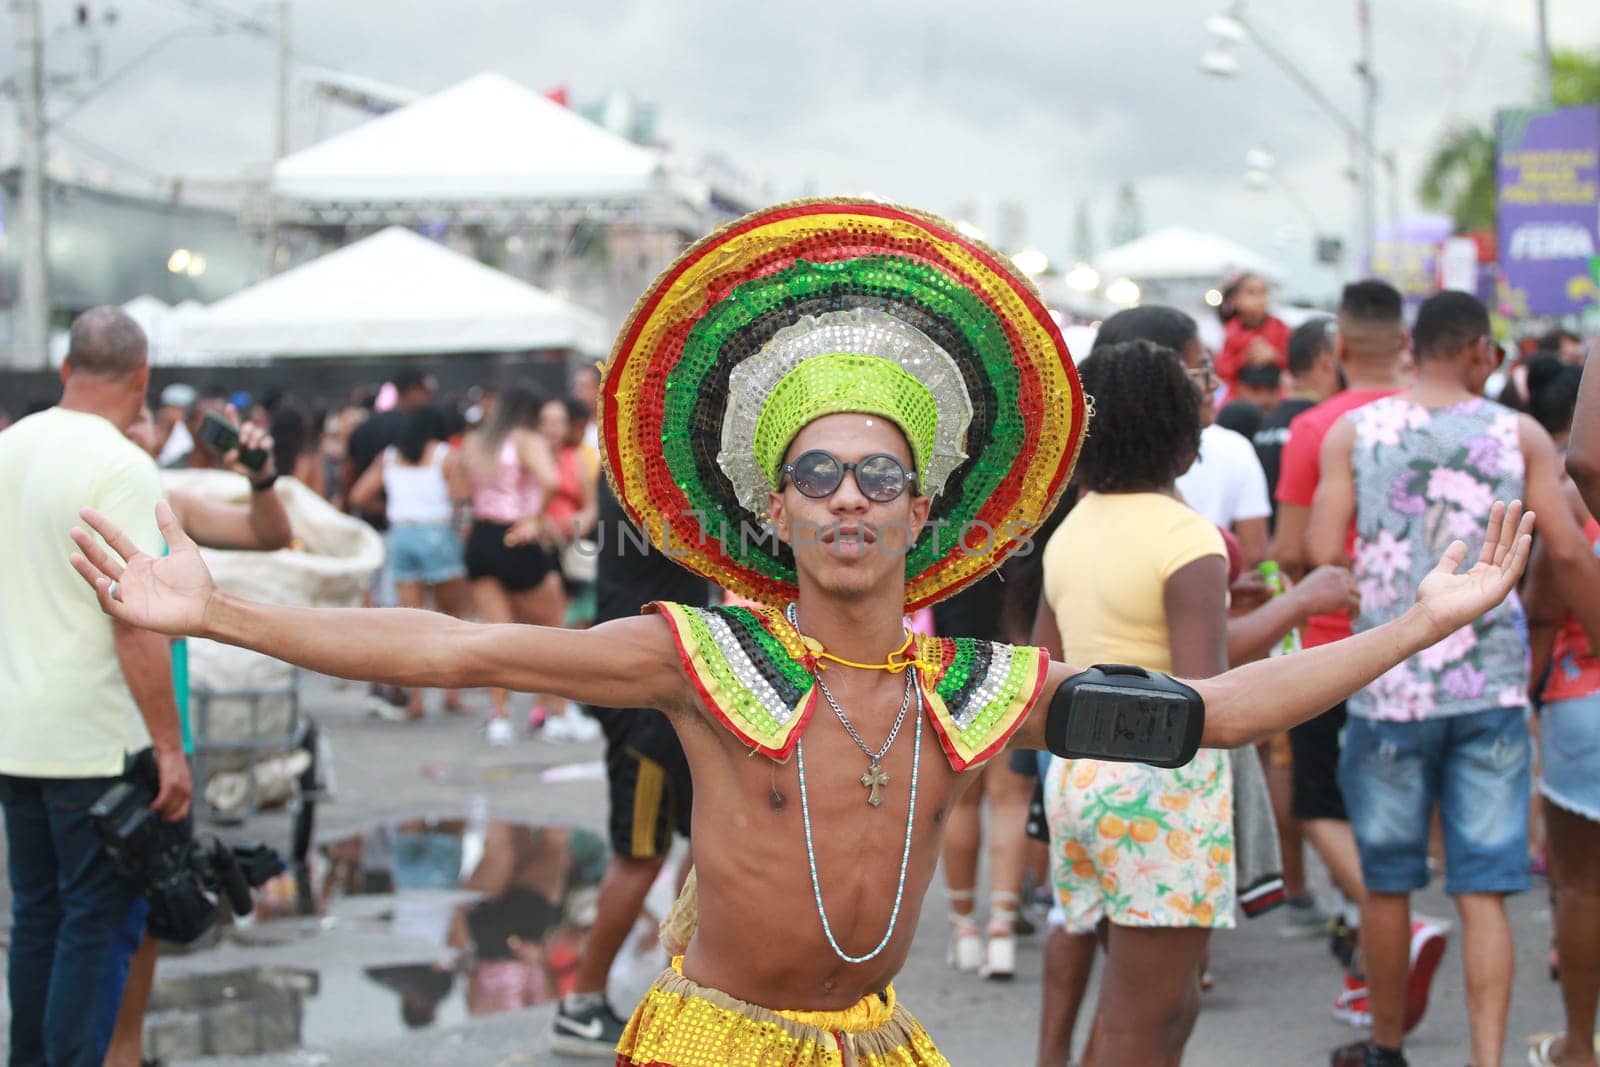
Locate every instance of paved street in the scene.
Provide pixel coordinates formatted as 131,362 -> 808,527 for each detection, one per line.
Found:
0,673 -> 1581,1065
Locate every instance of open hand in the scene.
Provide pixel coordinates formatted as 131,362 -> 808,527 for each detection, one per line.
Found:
69,500 -> 217,637
1414,500 -> 1534,640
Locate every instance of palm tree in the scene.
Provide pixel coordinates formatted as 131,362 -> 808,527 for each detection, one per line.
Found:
1417,48 -> 1600,232
1417,124 -> 1496,233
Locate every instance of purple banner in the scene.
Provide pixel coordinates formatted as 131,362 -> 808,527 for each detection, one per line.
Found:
1496,106 -> 1600,317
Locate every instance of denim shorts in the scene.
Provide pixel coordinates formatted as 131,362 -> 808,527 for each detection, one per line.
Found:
385,522 -> 465,585
1338,706 -> 1531,896
1541,693 -> 1600,822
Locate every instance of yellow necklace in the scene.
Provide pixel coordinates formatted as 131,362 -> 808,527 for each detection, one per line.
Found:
785,604 -> 933,674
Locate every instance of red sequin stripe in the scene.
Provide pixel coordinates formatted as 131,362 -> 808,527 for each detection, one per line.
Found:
924,647 -> 1051,772
647,232 -> 1054,559
604,202 -> 1080,592
642,601 -> 815,760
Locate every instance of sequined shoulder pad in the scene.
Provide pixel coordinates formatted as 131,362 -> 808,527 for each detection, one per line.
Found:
645,601 -> 818,761
914,637 -> 1048,772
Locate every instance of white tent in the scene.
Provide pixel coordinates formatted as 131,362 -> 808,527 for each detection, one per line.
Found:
273,72 -> 707,209
47,295 -> 194,367
177,227 -> 609,361
1095,228 -> 1288,285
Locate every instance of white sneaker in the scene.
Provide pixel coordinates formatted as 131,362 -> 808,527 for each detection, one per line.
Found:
542,711 -> 601,743
486,718 -> 516,747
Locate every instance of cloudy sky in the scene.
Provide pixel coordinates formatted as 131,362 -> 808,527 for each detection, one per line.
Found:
9,0 -> 1600,297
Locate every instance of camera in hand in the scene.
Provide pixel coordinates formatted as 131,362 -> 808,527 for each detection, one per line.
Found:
196,411 -> 269,472
90,749 -> 285,943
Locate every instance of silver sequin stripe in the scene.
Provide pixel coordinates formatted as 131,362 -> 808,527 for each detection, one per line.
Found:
946,642 -> 1016,732
702,611 -> 799,729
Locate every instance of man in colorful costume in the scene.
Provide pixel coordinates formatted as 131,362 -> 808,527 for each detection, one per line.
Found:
67,200 -> 1533,1067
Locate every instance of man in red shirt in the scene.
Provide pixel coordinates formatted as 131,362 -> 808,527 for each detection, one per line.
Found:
1270,280 -> 1448,1039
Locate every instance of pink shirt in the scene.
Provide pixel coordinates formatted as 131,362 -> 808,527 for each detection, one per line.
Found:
471,438 -> 542,525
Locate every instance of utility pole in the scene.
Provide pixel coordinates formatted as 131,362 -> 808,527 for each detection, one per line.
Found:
265,0 -> 290,274
275,0 -> 291,159
12,0 -> 50,369
1356,0 -> 1377,272
1534,0 -> 1554,105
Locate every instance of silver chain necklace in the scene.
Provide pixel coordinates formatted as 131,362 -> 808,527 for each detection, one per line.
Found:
797,678 -> 922,965
786,603 -> 913,807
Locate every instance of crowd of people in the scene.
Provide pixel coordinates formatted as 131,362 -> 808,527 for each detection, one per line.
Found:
1,210 -> 1597,1067
132,362 -> 612,742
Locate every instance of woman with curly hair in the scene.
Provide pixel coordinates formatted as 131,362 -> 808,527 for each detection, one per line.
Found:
1035,339 -> 1233,1065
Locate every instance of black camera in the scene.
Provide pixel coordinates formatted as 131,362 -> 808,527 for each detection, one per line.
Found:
90,749 -> 285,943
196,411 -> 269,471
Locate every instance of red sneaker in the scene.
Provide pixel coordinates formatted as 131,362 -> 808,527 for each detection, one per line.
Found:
1333,972 -> 1371,1028
1403,919 -> 1448,1033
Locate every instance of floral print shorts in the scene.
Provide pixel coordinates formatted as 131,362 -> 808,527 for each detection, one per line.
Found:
1045,749 -> 1236,933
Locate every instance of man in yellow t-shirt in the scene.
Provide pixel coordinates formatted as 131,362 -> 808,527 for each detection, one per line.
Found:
0,307 -> 191,1067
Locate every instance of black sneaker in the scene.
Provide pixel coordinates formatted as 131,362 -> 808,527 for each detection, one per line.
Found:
1330,1041 -> 1408,1067
550,998 -> 627,1058
1329,915 -> 1358,970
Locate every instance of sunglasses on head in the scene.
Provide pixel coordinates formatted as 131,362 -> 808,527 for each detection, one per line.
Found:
779,449 -> 916,503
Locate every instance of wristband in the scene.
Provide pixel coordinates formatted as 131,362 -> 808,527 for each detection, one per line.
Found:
1044,664 -> 1205,768
249,473 -> 280,492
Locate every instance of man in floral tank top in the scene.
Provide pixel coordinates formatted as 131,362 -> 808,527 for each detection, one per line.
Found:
1310,292 -> 1600,1067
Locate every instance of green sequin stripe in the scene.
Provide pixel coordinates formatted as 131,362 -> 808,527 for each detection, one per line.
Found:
936,639 -> 976,705
660,255 -> 1026,580
677,608 -> 785,739
945,645 -> 1040,749
724,609 -> 813,697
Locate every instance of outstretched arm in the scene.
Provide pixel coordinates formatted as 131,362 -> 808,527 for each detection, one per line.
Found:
1014,501 -> 1533,753
70,501 -> 691,712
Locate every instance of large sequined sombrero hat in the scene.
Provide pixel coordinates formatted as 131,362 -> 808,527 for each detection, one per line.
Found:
597,198 -> 1088,611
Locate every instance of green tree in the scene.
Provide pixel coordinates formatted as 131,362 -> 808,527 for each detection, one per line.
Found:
1418,124 -> 1497,232
1417,47 -> 1600,231
1553,49 -> 1600,105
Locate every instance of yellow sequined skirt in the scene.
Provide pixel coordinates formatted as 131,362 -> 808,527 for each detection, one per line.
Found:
614,958 -> 948,1067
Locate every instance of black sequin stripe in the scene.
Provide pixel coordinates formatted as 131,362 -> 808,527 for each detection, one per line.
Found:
943,638 -> 993,720
685,285 -> 1001,538
712,607 -> 807,705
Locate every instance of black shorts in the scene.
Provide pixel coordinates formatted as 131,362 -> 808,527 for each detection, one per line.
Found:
464,520 -> 556,592
588,706 -> 692,859
1008,748 -> 1041,776
1289,701 -> 1349,822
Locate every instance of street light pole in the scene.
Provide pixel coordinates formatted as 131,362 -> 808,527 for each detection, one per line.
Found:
1534,0 -> 1554,105
1356,0 -> 1376,272
1206,1 -> 1384,271
11,0 -> 51,369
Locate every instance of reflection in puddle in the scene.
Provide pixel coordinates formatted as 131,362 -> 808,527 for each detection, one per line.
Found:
147,816 -> 639,1055
329,819 -> 606,1019
146,967 -> 319,1060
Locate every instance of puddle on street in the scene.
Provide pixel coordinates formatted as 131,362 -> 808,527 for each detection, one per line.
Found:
143,816 -> 672,1059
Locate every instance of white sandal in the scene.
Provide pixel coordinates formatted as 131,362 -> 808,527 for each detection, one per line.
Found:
947,890 -> 982,973
982,892 -> 1019,980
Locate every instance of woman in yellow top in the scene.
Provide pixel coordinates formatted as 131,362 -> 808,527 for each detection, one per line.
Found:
1037,339 -> 1232,1065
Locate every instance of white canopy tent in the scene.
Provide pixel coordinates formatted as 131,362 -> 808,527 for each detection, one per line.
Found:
47,295 -> 195,368
272,72 -> 710,222
1095,228 -> 1288,286
177,227 -> 609,362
